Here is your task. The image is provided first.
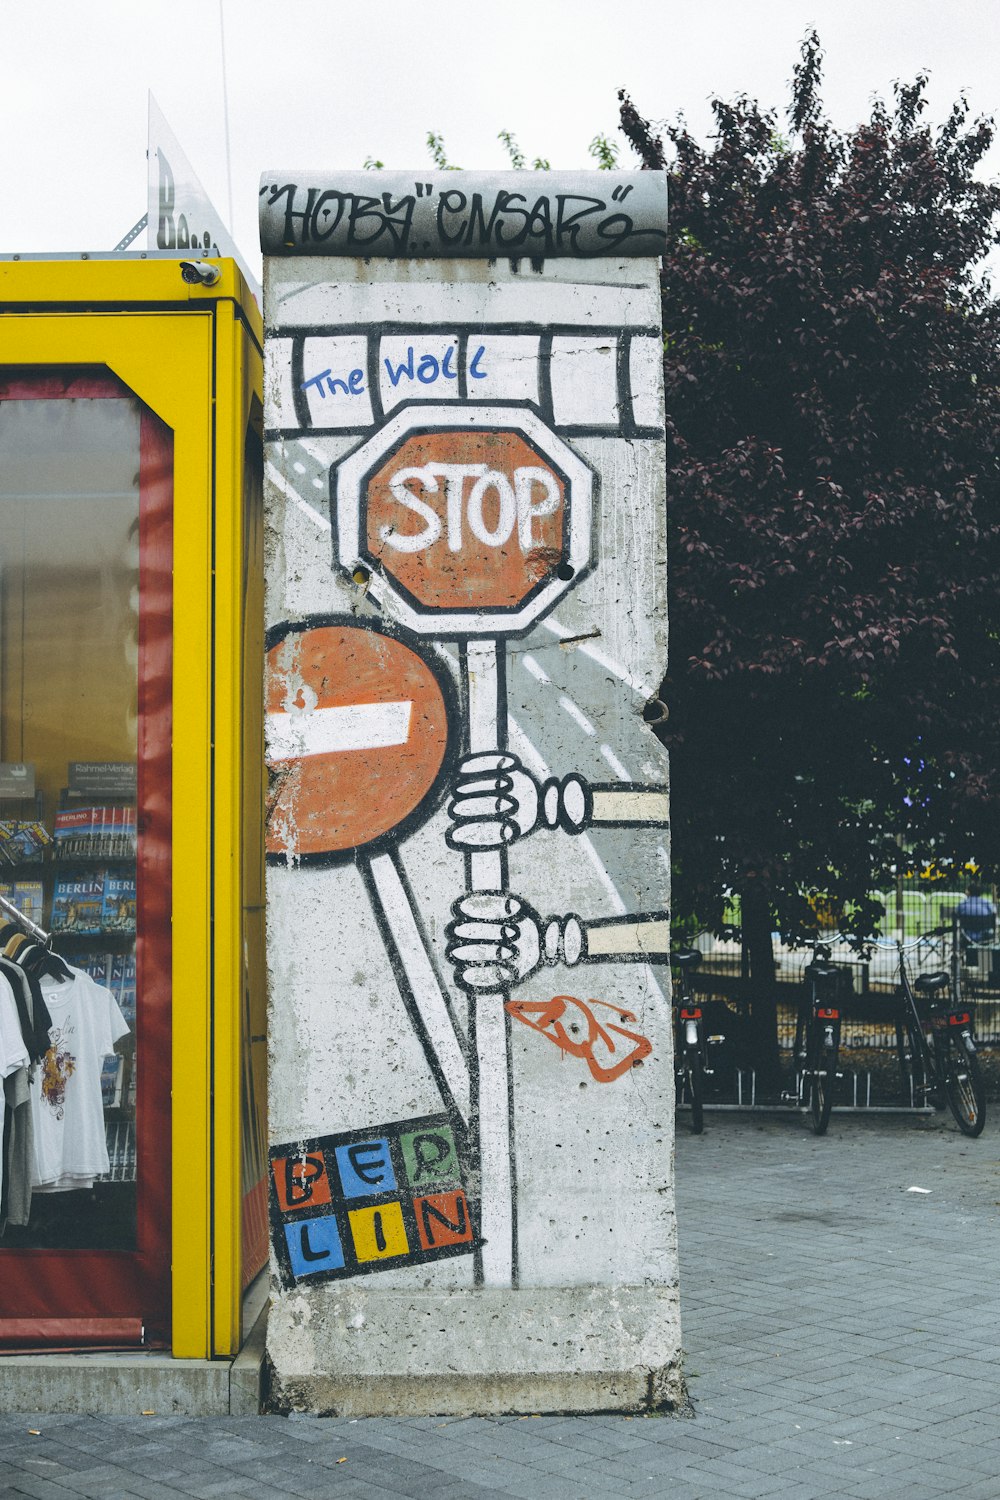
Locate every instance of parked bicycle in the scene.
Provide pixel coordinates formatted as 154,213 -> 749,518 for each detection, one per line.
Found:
786,942 -> 845,1135
894,932 -> 986,1137
670,947 -> 719,1134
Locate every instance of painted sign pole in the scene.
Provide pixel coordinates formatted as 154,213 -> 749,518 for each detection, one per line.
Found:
464,638 -> 514,1284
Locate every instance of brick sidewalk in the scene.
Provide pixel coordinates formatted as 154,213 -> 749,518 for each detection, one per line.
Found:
2,1111 -> 998,1498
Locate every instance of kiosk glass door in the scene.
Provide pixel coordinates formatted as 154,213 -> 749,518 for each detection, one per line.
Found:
0,369 -> 172,1346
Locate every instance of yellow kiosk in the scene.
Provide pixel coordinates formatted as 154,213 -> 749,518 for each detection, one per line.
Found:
0,258 -> 266,1410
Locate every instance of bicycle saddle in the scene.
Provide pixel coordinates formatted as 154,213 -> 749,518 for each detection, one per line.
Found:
914,971 -> 950,994
805,961 -> 840,983
670,948 -> 702,971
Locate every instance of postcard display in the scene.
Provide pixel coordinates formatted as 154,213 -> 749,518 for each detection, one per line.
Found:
0,387 -> 146,1260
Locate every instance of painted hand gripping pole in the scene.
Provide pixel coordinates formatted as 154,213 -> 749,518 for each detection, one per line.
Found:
261,170 -> 681,1414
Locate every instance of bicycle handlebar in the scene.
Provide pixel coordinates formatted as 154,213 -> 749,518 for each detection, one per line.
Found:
875,930 -> 948,953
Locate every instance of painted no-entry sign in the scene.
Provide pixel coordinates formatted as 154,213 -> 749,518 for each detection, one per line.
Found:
333,404 -> 594,637
265,618 -> 453,862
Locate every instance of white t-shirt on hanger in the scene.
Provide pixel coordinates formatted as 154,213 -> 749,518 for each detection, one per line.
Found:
30,968 -> 130,1192
0,972 -> 31,1207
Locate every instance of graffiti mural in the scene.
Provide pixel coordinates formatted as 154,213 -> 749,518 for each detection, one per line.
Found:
264,419 -> 670,1285
262,168 -> 680,1413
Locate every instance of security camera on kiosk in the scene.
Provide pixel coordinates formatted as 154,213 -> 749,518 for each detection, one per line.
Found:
179,260 -> 221,286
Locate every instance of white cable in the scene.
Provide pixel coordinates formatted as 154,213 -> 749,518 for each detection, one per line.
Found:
219,0 -> 235,232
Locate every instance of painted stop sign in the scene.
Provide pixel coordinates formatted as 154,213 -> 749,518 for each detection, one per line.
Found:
366,429 -> 565,611
334,405 -> 594,637
265,618 -> 452,862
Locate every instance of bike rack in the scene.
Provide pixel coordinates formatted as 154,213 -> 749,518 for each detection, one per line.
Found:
675,1068 -> 934,1115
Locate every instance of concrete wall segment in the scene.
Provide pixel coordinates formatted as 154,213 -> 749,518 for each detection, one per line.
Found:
262,241 -> 678,1412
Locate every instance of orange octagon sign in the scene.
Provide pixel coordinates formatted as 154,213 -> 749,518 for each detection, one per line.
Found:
333,404 -> 595,637
265,618 -> 454,863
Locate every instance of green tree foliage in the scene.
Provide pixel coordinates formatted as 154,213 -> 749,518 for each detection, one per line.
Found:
619,35 -> 1000,1074
588,132 -> 620,169
426,132 -> 460,170
498,130 -> 550,171
498,130 -> 527,170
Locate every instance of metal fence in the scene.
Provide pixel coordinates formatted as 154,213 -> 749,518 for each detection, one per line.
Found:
689,926 -> 1000,1052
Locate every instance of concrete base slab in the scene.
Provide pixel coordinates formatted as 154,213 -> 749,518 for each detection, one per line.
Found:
267,1284 -> 684,1417
0,1302 -> 269,1417
230,1297 -> 269,1416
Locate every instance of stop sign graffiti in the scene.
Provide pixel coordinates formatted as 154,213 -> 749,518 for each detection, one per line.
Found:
366,429 -> 566,611
334,404 -> 594,636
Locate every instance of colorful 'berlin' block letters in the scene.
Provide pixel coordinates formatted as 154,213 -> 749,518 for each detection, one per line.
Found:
268,1112 -> 477,1287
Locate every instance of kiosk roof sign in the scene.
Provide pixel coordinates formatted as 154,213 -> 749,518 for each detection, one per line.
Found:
148,94 -> 261,301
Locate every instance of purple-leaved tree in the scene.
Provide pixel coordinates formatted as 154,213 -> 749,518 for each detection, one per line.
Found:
620,34 -> 1000,1081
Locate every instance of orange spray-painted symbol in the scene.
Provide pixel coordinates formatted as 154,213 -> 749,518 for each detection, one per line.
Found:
505,995 -> 652,1082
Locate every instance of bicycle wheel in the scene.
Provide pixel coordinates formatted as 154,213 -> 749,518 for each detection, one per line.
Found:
686,1048 -> 704,1134
807,1027 -> 837,1136
943,1037 -> 986,1137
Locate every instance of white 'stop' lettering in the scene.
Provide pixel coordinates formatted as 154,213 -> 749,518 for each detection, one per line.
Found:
378,464 -> 559,553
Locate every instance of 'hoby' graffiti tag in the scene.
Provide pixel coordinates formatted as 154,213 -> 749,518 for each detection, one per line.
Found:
269,1114 -> 478,1288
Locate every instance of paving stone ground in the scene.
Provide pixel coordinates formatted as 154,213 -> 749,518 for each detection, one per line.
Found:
2,1109 -> 999,1498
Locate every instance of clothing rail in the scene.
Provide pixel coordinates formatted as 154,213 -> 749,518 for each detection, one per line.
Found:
0,890 -> 50,946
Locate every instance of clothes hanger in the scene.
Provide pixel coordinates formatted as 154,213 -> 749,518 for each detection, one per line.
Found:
18,941 -> 73,983
0,897 -> 71,979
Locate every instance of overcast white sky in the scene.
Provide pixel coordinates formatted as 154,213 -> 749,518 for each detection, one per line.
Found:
2,0 -> 997,278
